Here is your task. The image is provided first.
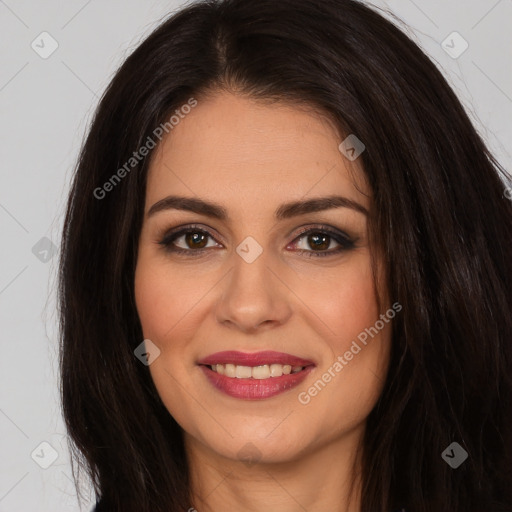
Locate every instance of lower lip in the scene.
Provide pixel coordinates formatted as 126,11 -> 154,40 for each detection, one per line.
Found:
200,365 -> 314,400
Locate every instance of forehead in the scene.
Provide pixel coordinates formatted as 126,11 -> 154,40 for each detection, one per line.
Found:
146,92 -> 370,213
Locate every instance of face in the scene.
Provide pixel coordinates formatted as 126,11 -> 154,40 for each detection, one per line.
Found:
135,91 -> 392,465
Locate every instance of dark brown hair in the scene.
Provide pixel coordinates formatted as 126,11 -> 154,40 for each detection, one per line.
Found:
59,0 -> 512,510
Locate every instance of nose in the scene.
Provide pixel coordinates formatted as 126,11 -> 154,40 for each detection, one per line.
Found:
215,250 -> 293,334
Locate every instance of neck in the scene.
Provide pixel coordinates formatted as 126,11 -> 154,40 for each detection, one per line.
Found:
185,427 -> 364,512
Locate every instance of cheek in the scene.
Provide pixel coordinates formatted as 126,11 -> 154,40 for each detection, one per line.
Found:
327,280 -> 377,341
134,257 -> 209,345
294,254 -> 380,348
326,257 -> 389,373
135,265 -> 172,342
292,255 -> 390,422
134,258 -> 210,431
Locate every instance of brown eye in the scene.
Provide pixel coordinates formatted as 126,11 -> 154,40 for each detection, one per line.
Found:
307,233 -> 331,251
295,231 -> 338,252
159,226 -> 221,254
185,231 -> 208,249
288,226 -> 356,258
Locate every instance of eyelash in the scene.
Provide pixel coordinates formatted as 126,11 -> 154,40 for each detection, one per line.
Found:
157,224 -> 356,258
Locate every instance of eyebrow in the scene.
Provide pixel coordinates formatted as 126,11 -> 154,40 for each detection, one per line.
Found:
147,194 -> 368,220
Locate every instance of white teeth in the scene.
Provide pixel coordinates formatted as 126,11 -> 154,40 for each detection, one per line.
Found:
235,365 -> 252,379
269,364 -> 283,377
252,365 -> 270,379
209,363 -> 305,378
224,364 -> 236,378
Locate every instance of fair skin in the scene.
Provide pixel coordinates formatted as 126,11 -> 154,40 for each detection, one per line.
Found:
135,91 -> 392,512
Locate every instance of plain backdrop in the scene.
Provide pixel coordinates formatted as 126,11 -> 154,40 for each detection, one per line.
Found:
0,0 -> 511,510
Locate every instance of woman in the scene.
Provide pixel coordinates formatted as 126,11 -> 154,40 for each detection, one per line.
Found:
59,0 -> 512,510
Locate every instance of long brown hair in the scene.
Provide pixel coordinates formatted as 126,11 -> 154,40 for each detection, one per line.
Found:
59,0 -> 512,510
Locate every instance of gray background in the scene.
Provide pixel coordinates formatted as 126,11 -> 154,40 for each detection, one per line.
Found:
0,0 -> 510,510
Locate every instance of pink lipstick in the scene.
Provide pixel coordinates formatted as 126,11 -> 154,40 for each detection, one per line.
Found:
198,351 -> 315,400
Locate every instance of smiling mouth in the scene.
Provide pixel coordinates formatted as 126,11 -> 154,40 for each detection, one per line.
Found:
206,363 -> 306,379
199,363 -> 314,400
197,350 -> 315,399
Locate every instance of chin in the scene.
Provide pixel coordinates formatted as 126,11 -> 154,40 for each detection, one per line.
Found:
198,423 -> 315,466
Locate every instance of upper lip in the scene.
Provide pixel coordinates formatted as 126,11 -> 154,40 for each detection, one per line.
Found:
197,350 -> 315,367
